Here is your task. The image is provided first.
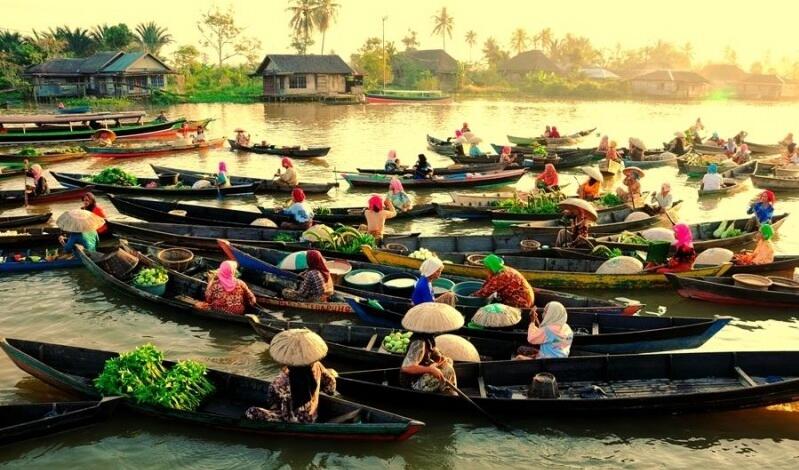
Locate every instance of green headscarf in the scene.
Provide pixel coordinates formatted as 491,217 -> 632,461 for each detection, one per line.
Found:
483,254 -> 505,274
760,223 -> 774,240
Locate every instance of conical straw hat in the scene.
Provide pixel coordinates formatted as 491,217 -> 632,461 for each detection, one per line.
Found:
558,198 -> 598,221
401,302 -> 464,334
268,328 -> 328,366
56,209 -> 105,232
471,303 -> 522,328
580,166 -> 604,183
623,166 -> 645,177
434,334 -> 480,362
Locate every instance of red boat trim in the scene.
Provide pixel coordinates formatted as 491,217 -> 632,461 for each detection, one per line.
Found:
366,96 -> 451,104
676,288 -> 799,308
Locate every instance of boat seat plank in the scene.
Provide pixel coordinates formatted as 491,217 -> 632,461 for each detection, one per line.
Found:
364,334 -> 378,351
735,366 -> 757,387
477,376 -> 487,398
592,322 -> 599,335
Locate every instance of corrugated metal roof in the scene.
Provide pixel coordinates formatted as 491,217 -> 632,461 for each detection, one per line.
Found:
24,51 -> 171,76
629,70 -> 709,84
79,51 -> 122,73
100,52 -> 146,72
254,54 -> 354,76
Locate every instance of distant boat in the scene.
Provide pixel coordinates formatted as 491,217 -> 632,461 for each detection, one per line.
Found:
365,89 -> 451,104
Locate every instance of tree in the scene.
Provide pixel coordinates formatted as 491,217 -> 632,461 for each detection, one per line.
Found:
91,24 -> 135,51
431,7 -> 454,50
48,27 -> 94,56
465,30 -> 477,62
198,6 -> 259,66
288,0 -> 317,56
401,30 -> 419,51
723,46 -> 738,65
534,28 -> 553,53
314,0 -> 340,55
172,45 -> 201,71
550,33 -> 599,70
482,37 -> 508,68
135,22 -> 173,56
350,37 -> 396,90
510,28 -> 528,55
750,62 -> 763,75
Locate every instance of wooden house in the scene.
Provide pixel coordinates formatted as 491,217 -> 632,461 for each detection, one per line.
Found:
628,70 -> 709,98
498,50 -> 563,82
253,54 -> 359,100
738,74 -> 785,99
392,49 -> 459,90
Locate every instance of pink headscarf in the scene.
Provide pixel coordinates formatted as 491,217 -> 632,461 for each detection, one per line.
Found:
368,194 -> 383,212
389,176 -> 404,194
455,130 -> 463,138
501,146 -> 511,155
281,157 -> 293,168
739,143 -> 750,154
218,161 -> 227,173
387,150 -> 397,161
673,223 -> 693,249
217,260 -> 238,292
31,164 -> 43,183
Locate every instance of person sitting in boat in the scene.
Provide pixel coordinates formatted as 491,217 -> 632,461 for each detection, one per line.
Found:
656,224 -> 696,273
700,163 -> 723,191
596,135 -> 609,153
413,154 -> 434,179
748,190 -> 775,225
364,195 -> 396,243
628,137 -> 646,161
282,250 -> 335,302
780,132 -> 794,147
215,161 -> 232,188
691,117 -> 704,134
468,144 -> 484,157
81,192 -> 107,236
154,111 -> 168,123
616,167 -> 644,202
555,199 -> 596,248
384,149 -> 401,172
515,301 -> 573,360
25,163 -> 49,197
234,129 -> 250,147
734,131 -> 747,146
280,188 -> 314,230
543,125 -> 552,138
723,137 -> 737,157
201,260 -> 257,315
192,126 -> 206,144
550,126 -> 561,138
245,329 -> 337,424
606,140 -> 621,163
784,143 -> 799,164
499,146 -> 517,165
461,122 -> 470,133
275,157 -> 298,188
578,175 -> 601,201
399,303 -> 461,395
535,163 -> 559,192
57,209 -> 102,255
649,183 -> 673,213
387,177 -> 413,212
412,257 -> 456,306
733,143 -> 752,164
707,131 -> 722,145
57,102 -> 65,109
733,223 -> 775,266
473,254 -> 535,308
668,132 -> 687,155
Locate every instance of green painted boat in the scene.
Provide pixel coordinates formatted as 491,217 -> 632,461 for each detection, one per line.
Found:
366,89 -> 450,103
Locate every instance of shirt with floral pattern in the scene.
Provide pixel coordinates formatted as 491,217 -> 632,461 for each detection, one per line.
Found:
204,278 -> 256,315
245,362 -> 336,423
473,267 -> 535,308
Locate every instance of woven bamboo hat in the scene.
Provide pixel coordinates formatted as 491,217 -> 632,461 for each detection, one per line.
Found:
401,302 -> 464,334
268,329 -> 328,366
56,209 -> 105,233
434,334 -> 480,362
580,166 -> 604,183
471,303 -> 522,328
558,198 -> 598,221
623,166 -> 645,177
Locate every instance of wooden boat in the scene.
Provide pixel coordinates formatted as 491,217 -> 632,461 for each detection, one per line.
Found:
0,187 -> 91,208
507,128 -> 596,146
693,143 -> 726,155
150,165 -> 338,194
620,153 -> 679,169
448,191 -> 521,207
335,350 -> 799,416
341,169 -> 526,189
248,313 -> 730,365
366,89 -> 450,103
362,245 -> 730,289
697,178 -> 744,198
0,112 -> 183,145
677,156 -> 736,176
0,149 -> 87,165
56,105 -> 91,114
109,195 -> 265,227
356,162 -> 506,176
591,213 -> 789,254
0,338 -> 424,441
745,141 -> 783,155
490,144 -> 596,158
174,117 -> 214,131
724,256 -> 799,277
84,138 -> 224,158
0,167 -> 25,179
496,201 -> 683,233
0,397 -> 121,446
426,134 -> 456,155
51,172 -> 258,196
0,227 -> 64,249
751,162 -> 799,190
259,204 -> 436,225
434,195 -> 627,221
667,274 -> 799,308
0,213 -> 51,229
522,152 -> 595,171
0,249 -> 83,273
228,140 -> 330,158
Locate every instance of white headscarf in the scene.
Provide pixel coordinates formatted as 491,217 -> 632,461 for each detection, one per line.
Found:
540,301 -> 568,328
420,257 -> 444,278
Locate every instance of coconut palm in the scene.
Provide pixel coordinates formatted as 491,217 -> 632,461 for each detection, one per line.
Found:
465,30 -> 477,62
431,7 -> 454,50
49,27 -> 94,56
314,0 -> 340,55
534,27 -> 553,53
135,22 -> 173,56
287,0 -> 317,55
510,28 -> 528,55
402,30 -> 420,51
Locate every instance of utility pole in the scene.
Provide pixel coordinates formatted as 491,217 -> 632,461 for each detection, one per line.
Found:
382,16 -> 388,92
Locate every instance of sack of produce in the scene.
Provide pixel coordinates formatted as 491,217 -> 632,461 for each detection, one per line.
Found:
192,180 -> 211,189
595,256 -> 643,274
640,227 -> 675,242
250,218 -> 277,228
301,224 -> 334,243
695,248 -> 734,266
624,211 -> 649,222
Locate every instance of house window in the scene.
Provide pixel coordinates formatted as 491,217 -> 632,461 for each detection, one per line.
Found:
289,75 -> 307,89
151,75 -> 165,88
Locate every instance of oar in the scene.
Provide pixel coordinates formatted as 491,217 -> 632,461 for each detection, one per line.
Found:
442,378 -> 512,432
23,159 -> 29,208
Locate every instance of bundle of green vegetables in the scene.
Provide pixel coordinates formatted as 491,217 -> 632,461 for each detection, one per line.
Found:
301,225 -> 376,254
315,206 -> 332,216
617,231 -> 650,245
530,144 -> 549,157
713,220 -> 743,239
274,232 -> 297,243
90,167 -> 138,186
590,245 -> 623,259
18,147 -> 39,157
94,344 -> 215,411
597,193 -> 623,207
498,193 -> 561,215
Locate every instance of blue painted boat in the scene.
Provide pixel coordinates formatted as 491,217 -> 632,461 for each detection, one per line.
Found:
0,257 -> 82,273
56,106 -> 91,114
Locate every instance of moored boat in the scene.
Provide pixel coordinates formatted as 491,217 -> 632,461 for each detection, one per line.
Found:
228,140 -> 330,158
426,134 -> 456,155
341,169 -> 526,189
357,162 -> 507,176
84,138 -> 224,158
259,204 -> 437,225
751,162 -> 799,191
667,274 -> 799,308
366,89 -> 450,103
0,149 -> 87,165
0,213 -> 51,229
0,248 -> 83,273
51,172 -> 258,196
496,202 -> 682,233
745,141 -> 783,155
0,187 -> 91,208
0,227 -> 64,249
507,128 -> 596,146
108,195 -> 265,227
697,178 -> 745,198
150,164 -> 338,194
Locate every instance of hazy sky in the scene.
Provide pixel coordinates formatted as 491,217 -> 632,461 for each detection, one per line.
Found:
4,0 -> 799,68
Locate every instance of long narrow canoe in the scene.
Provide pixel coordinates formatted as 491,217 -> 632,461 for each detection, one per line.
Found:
751,162 -> 799,190
620,153 -> 679,169
449,193 -> 643,222
357,162 -> 507,176
150,164 -> 338,195
51,172 -> 258,196
0,227 -> 64,249
258,204 -> 436,225
521,152 -> 596,171
342,169 -> 526,189
508,128 -> 596,146
667,274 -> 799,308
490,144 -> 597,158
426,134 -> 456,156
84,138 -> 224,158
0,119 -> 183,145
0,187 -> 91,208
0,150 -> 87,165
693,143 -> 726,155
228,140 -> 330,158
724,255 -> 799,277
0,167 -> 25,179
0,397 -> 121,446
108,195 -> 265,227
335,350 -> 799,415
697,179 -> 745,198
0,213 -> 51,229
745,141 -> 783,155
362,245 -> 730,289
0,338 -> 424,441
0,251 -> 83,273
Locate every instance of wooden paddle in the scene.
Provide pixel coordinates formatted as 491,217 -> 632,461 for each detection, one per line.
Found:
23,159 -> 29,208
442,378 -> 512,432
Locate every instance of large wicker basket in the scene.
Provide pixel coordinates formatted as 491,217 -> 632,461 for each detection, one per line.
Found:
99,248 -> 139,279
157,248 -> 194,272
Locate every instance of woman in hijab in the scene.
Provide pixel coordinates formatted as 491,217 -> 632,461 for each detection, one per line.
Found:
500,146 -> 517,165
216,161 -> 231,188
412,257 -> 455,305
535,163 -> 559,192
748,190 -> 775,224
649,183 -> 673,213
723,138 -> 737,156
656,224 -> 697,273
387,177 -> 413,212
364,194 -> 396,243
549,126 -> 561,138
515,301 -> 574,360
280,188 -> 314,230
596,135 -> 609,153
474,254 -> 535,308
543,125 -> 552,138
384,149 -> 401,172
399,303 -> 462,395
282,250 -> 335,302
734,224 -> 775,266
733,143 -> 752,164
81,192 -> 108,235
413,154 -> 434,179
275,157 -> 298,188
26,163 -> 49,197
202,260 -> 257,315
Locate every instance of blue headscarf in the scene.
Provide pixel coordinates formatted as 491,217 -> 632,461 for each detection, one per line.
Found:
707,163 -> 718,174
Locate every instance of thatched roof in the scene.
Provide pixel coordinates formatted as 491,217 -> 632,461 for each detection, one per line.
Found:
253,54 -> 354,76
396,49 -> 459,74
499,50 -> 562,74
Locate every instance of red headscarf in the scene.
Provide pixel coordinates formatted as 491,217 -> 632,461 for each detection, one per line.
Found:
292,188 -> 306,203
761,190 -> 776,204
282,157 -> 293,168
538,163 -> 558,186
368,194 -> 383,212
306,250 -> 330,282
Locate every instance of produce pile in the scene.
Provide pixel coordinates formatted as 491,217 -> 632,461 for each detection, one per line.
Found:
133,267 -> 169,287
682,153 -> 730,167
409,247 -> 437,260
382,331 -> 413,354
274,232 -> 298,243
94,344 -> 215,411
590,245 -> 623,259
315,206 -> 332,216
90,167 -> 138,186
17,147 -> 39,157
497,193 -> 562,215
528,144 -> 549,157
713,220 -> 742,239
302,225 -> 376,254
596,193 -> 623,208
616,231 -> 651,245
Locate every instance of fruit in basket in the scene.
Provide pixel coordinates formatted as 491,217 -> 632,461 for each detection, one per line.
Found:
382,331 -> 412,354
133,267 -> 169,287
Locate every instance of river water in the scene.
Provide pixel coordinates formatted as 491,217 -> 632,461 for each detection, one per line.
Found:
1,99 -> 799,468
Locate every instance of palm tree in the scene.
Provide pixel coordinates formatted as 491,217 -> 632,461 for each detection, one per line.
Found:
287,0 -> 317,55
534,27 -> 553,53
431,7 -> 454,50
465,30 -> 477,62
402,30 -> 419,51
135,22 -> 173,56
314,0 -> 340,55
48,27 -> 94,57
510,28 -> 528,55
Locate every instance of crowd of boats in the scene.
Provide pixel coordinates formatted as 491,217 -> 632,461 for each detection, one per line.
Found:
3,109 -> 799,445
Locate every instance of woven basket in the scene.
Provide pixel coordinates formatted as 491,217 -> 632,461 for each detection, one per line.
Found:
465,253 -> 487,266
100,248 -> 139,279
384,243 -> 409,254
157,248 -> 194,272
520,239 -> 541,252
